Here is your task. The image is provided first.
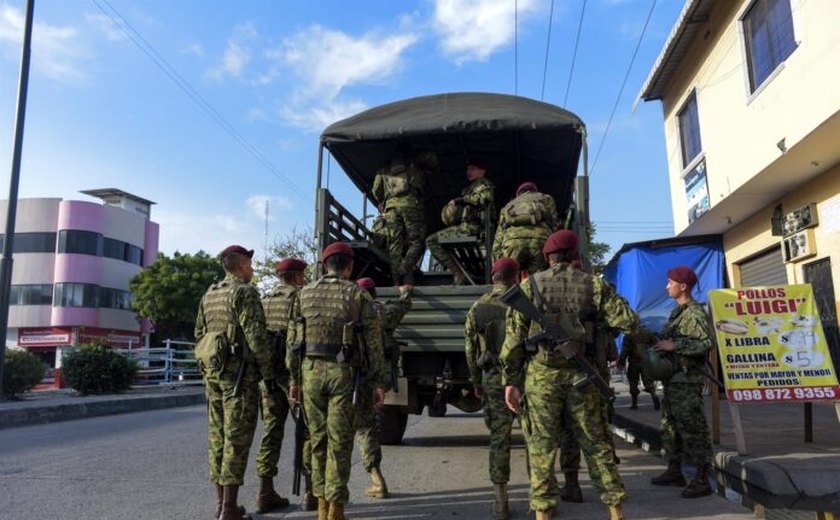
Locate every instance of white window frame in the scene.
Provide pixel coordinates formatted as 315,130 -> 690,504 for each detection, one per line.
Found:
676,90 -> 703,171
738,0 -> 800,103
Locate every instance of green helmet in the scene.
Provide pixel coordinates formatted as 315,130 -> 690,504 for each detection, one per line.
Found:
642,348 -> 676,381
441,200 -> 463,226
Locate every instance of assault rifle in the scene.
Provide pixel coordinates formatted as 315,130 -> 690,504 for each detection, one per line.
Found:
500,284 -> 615,402
290,401 -> 307,495
351,323 -> 369,407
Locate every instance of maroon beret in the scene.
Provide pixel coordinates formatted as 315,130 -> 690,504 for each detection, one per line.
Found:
276,258 -> 307,273
570,259 -> 583,271
668,266 -> 698,287
492,257 -> 520,275
220,245 -> 254,259
516,182 -> 538,196
468,159 -> 488,171
543,230 -> 579,256
356,277 -> 376,290
320,241 -> 354,263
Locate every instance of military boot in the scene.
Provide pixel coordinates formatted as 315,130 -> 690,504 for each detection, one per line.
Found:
317,497 -> 329,520
365,467 -> 389,498
328,502 -> 348,520
629,394 -> 638,409
651,392 -> 661,410
535,509 -> 555,520
301,476 -> 317,511
219,485 -> 250,520
215,484 -> 246,519
650,461 -> 686,486
608,504 -> 626,520
561,471 -> 583,503
255,476 -> 289,513
446,260 -> 466,285
681,464 -> 713,498
493,483 -> 509,520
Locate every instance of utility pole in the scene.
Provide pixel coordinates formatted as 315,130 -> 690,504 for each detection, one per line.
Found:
0,0 -> 36,399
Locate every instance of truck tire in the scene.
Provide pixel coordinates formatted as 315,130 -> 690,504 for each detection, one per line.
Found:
427,399 -> 447,417
380,405 -> 409,445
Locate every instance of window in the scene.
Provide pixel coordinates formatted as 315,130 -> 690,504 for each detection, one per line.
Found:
58,230 -> 103,256
103,237 -> 144,266
0,232 -> 57,253
743,0 -> 796,92
9,284 -> 53,305
53,283 -> 99,308
99,287 -> 133,310
678,92 -> 702,168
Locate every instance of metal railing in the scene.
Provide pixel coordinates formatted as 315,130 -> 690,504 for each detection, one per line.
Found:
117,339 -> 201,386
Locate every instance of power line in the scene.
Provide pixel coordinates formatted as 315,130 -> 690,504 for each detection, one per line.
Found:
540,0 -> 556,101
91,0 -> 306,201
590,0 -> 658,176
563,0 -> 587,107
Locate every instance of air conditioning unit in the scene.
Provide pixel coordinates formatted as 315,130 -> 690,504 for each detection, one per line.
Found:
782,202 -> 818,237
782,228 -> 816,263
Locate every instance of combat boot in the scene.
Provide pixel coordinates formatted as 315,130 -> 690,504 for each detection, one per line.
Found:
561,471 -> 583,503
493,483 -> 509,520
608,504 -> 626,520
317,497 -> 329,520
301,476 -> 317,511
629,394 -> 638,409
255,476 -> 289,513
650,461 -> 686,486
445,260 -> 467,285
215,484 -> 246,519
219,485 -> 250,520
535,508 -> 554,520
651,392 -> 661,410
681,464 -> 713,498
365,466 -> 389,498
328,502 -> 348,520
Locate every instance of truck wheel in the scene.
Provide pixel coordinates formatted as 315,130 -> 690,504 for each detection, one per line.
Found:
380,405 -> 409,445
427,399 -> 447,417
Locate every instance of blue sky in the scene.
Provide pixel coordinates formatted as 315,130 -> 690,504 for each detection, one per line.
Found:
0,0 -> 682,259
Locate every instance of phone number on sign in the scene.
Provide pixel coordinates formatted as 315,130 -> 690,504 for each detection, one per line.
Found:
728,387 -> 839,402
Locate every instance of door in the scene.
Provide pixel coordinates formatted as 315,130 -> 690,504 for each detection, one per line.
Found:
803,258 -> 840,370
739,246 -> 787,287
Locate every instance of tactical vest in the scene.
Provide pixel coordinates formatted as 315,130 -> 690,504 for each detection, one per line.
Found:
528,265 -> 594,368
382,156 -> 423,199
202,280 -> 241,341
473,294 -> 508,369
196,279 -> 250,371
263,285 -> 297,333
501,191 -> 552,228
299,276 -> 359,353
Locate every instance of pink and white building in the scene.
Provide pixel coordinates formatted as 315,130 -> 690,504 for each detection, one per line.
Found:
0,189 -> 159,387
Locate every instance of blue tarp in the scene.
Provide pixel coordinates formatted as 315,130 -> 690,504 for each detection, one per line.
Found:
603,237 -> 725,335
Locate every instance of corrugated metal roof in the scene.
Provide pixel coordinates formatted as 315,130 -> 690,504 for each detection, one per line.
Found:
637,0 -> 717,102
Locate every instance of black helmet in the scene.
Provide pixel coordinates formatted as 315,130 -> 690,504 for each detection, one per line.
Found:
642,348 -> 676,381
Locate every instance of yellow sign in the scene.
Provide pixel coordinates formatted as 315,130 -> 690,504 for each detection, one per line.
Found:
709,284 -> 840,403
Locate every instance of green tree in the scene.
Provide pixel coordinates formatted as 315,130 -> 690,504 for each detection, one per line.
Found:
253,226 -> 319,294
585,223 -> 611,275
129,251 -> 223,341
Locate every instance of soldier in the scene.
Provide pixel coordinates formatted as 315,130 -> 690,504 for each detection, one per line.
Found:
616,328 -> 661,410
254,258 -> 307,513
425,161 -> 495,285
355,277 -> 413,499
372,150 -> 436,285
493,182 -> 561,275
500,230 -> 640,520
650,266 -> 713,499
465,257 -> 521,520
287,242 -> 385,520
194,245 -> 277,520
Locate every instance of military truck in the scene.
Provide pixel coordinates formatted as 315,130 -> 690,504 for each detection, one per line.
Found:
314,93 -> 588,444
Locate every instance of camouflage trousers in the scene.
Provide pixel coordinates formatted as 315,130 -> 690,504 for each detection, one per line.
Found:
481,369 -> 516,484
381,201 -> 426,280
560,395 -> 616,473
355,381 -> 382,472
256,380 -> 290,477
661,382 -> 712,466
495,235 -> 549,275
627,358 -> 655,397
204,362 -> 260,486
523,362 -> 626,510
302,357 -> 356,504
426,223 -> 482,267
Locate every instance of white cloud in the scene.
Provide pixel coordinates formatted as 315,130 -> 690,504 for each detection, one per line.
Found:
246,195 -> 294,220
279,97 -> 368,133
85,12 -> 127,42
181,42 -> 205,58
432,0 -> 539,63
207,22 -> 257,80
0,5 -> 89,83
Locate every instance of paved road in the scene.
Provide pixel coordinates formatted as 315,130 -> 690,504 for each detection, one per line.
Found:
0,405 -> 756,519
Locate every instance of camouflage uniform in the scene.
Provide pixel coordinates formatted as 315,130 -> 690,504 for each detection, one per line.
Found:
465,284 -> 517,485
500,263 -> 640,512
286,273 -> 383,505
660,301 -> 713,467
372,154 -> 435,282
426,176 -> 495,268
356,290 -> 411,472
493,190 -> 561,274
619,332 -> 656,398
195,273 -> 277,487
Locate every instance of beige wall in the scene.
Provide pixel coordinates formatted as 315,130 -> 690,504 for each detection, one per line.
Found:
660,0 -> 840,233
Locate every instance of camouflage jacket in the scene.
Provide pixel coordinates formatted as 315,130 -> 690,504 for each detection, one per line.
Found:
194,273 -> 276,381
461,177 -> 496,224
492,191 -> 560,257
261,284 -> 298,385
372,152 -> 436,209
464,284 -> 510,387
367,291 -> 411,389
500,263 -> 640,387
663,300 -> 712,384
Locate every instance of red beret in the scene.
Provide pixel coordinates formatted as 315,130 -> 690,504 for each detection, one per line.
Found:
516,182 -> 538,196
356,277 -> 376,290
492,257 -> 520,275
468,159 -> 488,171
668,266 -> 698,287
320,241 -> 354,263
220,245 -> 254,259
276,258 -> 307,273
543,230 -> 579,256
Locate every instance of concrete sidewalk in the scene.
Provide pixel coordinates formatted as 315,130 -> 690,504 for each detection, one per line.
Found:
0,385 -> 205,430
610,381 -> 840,517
